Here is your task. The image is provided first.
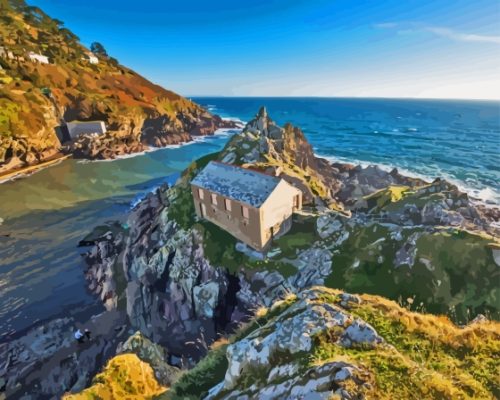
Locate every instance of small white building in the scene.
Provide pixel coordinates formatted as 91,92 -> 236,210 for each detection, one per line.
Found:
0,47 -> 14,60
66,121 -> 107,140
28,51 -> 49,64
86,52 -> 99,64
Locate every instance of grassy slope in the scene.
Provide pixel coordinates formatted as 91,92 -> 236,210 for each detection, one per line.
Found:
323,226 -> 499,323
163,287 -> 500,400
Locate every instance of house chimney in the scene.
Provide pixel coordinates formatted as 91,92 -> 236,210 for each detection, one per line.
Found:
257,106 -> 267,119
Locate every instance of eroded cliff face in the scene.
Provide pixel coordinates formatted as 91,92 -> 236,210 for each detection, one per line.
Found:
0,0 -> 236,172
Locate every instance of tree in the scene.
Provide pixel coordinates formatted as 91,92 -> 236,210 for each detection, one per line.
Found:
90,42 -> 107,57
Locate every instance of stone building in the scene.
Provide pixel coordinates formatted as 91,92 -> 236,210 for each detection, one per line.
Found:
191,161 -> 302,251
66,120 -> 107,139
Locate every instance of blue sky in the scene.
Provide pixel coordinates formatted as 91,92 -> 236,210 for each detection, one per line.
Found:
30,0 -> 500,99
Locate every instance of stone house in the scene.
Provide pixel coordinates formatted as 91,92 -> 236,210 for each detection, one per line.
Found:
66,120 -> 107,140
191,161 -> 302,251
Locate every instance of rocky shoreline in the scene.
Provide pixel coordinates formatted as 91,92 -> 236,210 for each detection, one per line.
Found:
0,119 -> 240,183
1,108 -> 498,399
64,115 -> 239,161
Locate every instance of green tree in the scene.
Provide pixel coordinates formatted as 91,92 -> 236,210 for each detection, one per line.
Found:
90,42 -> 107,57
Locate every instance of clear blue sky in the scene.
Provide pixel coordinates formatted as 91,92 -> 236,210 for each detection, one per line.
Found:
30,0 -> 500,99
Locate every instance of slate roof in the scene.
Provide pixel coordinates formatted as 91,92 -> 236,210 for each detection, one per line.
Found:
191,161 -> 281,208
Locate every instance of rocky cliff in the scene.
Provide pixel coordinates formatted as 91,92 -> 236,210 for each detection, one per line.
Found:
2,107 -> 499,399
0,0 -> 236,173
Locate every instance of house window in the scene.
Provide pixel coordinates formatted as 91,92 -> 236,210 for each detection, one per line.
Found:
200,203 -> 206,217
198,188 -> 204,200
241,206 -> 249,219
211,193 -> 218,205
225,198 -> 232,211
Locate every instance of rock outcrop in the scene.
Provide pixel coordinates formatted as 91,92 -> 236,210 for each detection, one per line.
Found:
0,310 -> 128,399
80,108 -> 499,368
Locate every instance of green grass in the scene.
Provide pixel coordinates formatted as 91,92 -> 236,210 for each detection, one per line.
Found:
194,221 -> 248,274
273,215 -> 317,258
364,185 -> 411,209
160,343 -> 228,400
324,223 -> 500,323
308,290 -> 500,400
166,152 -> 219,229
162,294 -> 298,399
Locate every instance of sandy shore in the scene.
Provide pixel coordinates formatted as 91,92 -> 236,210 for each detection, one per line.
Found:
0,153 -> 72,184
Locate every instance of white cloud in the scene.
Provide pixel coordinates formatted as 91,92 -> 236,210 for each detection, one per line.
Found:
375,23 -> 500,44
425,27 -> 500,44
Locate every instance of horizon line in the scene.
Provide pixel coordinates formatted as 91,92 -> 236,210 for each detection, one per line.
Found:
184,95 -> 500,102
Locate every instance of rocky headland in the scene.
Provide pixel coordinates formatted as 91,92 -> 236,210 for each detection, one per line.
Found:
1,107 -> 499,399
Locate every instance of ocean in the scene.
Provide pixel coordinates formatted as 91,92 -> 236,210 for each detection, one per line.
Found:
0,97 -> 498,342
198,97 -> 500,204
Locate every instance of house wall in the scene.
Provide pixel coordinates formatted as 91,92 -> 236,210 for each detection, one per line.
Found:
66,121 -> 107,139
259,180 -> 303,248
191,183 -> 264,251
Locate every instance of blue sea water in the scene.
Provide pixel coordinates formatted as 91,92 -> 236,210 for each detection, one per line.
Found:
0,97 -> 498,342
194,97 -> 500,204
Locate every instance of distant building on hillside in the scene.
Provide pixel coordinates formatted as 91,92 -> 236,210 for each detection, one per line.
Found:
28,51 -> 49,64
191,161 -> 302,251
86,52 -> 99,64
66,120 -> 107,140
0,47 -> 15,60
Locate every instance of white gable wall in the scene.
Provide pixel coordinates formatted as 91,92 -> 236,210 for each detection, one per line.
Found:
259,180 -> 302,246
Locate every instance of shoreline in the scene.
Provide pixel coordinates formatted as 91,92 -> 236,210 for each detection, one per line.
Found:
0,121 -> 497,209
0,153 -> 72,184
316,152 -> 500,208
76,127 -> 241,164
0,127 -> 242,183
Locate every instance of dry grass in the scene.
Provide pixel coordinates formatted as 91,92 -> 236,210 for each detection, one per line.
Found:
63,354 -> 167,400
310,287 -> 500,399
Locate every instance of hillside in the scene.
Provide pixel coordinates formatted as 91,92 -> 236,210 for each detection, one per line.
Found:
163,286 -> 500,399
66,287 -> 500,399
0,0 -> 235,174
1,108 -> 499,399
